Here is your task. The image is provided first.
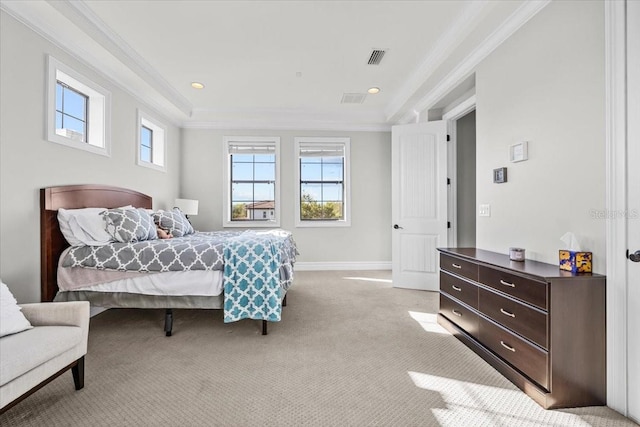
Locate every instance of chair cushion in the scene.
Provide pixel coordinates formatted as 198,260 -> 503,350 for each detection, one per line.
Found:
0,326 -> 82,386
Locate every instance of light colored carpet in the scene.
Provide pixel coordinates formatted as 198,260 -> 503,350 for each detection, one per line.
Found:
1,271 -> 636,426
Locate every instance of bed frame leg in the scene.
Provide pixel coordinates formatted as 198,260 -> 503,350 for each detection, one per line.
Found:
165,309 -> 173,337
283,294 -> 287,307
262,320 -> 268,335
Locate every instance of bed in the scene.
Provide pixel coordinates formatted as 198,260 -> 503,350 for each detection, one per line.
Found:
40,184 -> 296,336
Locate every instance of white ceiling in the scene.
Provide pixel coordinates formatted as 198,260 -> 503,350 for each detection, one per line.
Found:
1,0 -> 550,130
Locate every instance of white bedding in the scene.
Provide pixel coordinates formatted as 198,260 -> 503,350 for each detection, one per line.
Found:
71,270 -> 224,296
58,264 -> 223,297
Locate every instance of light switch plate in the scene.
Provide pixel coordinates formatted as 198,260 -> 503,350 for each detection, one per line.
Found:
479,204 -> 491,217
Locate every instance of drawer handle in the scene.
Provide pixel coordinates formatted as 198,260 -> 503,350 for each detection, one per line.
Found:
500,341 -> 516,352
499,279 -> 515,288
452,263 -> 462,269
451,309 -> 462,317
500,308 -> 516,318
451,285 -> 462,292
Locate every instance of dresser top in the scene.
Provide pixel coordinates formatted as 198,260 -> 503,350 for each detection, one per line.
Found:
437,247 -> 604,280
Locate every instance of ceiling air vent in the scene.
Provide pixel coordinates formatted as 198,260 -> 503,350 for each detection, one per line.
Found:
367,49 -> 386,65
341,93 -> 367,104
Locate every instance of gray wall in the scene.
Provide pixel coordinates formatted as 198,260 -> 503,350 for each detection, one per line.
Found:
180,129 -> 392,265
456,110 -> 476,247
475,1 -> 606,271
0,12 -> 182,302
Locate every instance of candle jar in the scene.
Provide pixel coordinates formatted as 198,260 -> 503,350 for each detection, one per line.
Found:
509,247 -> 525,262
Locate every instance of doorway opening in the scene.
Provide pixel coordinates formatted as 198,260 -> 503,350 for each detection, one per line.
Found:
455,110 -> 476,247
443,95 -> 477,249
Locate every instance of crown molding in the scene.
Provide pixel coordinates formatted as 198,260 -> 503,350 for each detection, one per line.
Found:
182,120 -> 391,132
0,0 -> 185,127
392,0 -> 551,124
46,0 -> 192,117
385,0 -> 491,121
184,107 -> 391,131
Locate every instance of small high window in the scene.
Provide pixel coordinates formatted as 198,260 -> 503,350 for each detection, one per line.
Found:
47,56 -> 110,156
55,82 -> 88,142
140,126 -> 153,163
137,110 -> 166,171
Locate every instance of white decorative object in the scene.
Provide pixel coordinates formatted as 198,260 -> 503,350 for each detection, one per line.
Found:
0,281 -> 33,337
174,199 -> 199,216
510,141 -> 529,162
509,247 -> 526,262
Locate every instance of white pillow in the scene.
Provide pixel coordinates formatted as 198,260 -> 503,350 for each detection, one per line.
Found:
58,206 -> 133,246
72,213 -> 113,245
0,281 -> 33,337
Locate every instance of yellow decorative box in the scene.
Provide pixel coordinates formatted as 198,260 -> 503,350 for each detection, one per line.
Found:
559,250 -> 592,273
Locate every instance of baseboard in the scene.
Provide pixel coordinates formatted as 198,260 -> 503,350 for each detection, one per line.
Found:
294,261 -> 391,271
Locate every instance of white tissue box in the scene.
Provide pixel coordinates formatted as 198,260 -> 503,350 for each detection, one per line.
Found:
559,250 -> 592,273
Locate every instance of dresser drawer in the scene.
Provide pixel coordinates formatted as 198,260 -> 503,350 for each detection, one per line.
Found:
440,271 -> 478,309
478,287 -> 548,350
479,266 -> 548,310
479,316 -> 549,390
440,254 -> 478,282
440,293 -> 478,339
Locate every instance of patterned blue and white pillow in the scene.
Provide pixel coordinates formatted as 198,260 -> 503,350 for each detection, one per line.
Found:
102,208 -> 157,243
153,208 -> 194,237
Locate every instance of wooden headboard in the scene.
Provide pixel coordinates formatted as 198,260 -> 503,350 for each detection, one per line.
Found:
40,185 -> 153,302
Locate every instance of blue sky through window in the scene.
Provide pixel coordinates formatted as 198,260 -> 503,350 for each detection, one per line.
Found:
140,126 -> 152,163
300,157 -> 344,202
55,82 -> 87,139
231,154 -> 276,203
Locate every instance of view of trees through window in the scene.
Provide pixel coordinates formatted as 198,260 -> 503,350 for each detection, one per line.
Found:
300,155 -> 344,220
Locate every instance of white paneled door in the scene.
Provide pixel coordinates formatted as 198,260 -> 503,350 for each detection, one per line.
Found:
391,121 -> 448,291
627,0 -> 640,421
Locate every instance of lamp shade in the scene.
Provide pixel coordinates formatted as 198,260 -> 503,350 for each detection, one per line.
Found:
174,198 -> 199,216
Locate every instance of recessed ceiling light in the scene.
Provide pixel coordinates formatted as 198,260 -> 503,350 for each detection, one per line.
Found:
368,87 -> 380,94
191,82 -> 205,89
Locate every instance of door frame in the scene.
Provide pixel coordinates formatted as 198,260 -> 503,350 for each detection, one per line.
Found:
604,0 -> 632,416
442,95 -> 477,248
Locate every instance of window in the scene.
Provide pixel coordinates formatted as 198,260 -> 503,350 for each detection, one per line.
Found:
137,110 -> 166,171
223,136 -> 280,227
140,126 -> 153,162
47,56 -> 110,156
55,82 -> 88,142
295,137 -> 351,227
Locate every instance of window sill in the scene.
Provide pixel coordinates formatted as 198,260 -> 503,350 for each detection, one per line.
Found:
48,135 -> 110,157
223,220 -> 281,228
137,160 -> 166,172
295,220 -> 351,228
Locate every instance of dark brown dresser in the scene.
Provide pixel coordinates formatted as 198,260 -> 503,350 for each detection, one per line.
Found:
437,247 -> 606,409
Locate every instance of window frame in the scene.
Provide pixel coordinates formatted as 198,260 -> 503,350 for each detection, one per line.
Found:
295,137 -> 351,228
46,55 -> 111,156
136,109 -> 167,172
222,136 -> 281,228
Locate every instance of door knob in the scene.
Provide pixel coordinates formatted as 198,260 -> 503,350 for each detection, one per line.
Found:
393,224 -> 403,229
629,250 -> 640,263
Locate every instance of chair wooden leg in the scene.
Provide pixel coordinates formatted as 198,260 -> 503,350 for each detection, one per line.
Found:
72,356 -> 85,390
